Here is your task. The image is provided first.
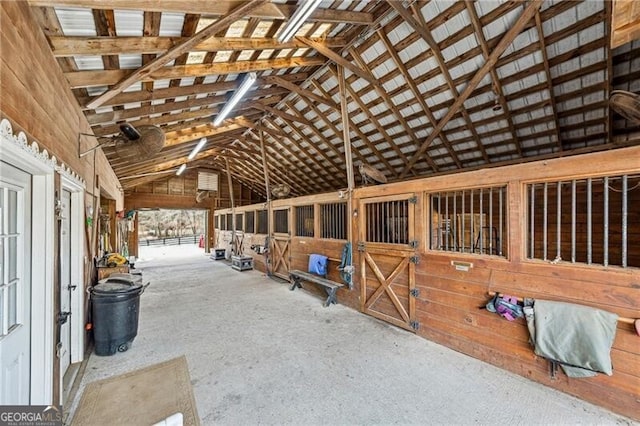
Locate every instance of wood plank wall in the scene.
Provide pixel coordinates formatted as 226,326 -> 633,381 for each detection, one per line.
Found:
216,146 -> 639,420
0,2 -> 121,207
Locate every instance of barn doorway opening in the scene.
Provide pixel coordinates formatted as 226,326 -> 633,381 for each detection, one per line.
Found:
137,209 -> 207,261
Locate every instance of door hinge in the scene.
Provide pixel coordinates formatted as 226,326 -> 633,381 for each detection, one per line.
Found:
357,242 -> 366,252
410,288 -> 420,297
408,196 -> 417,204
410,320 -> 420,330
409,240 -> 419,249
409,255 -> 420,264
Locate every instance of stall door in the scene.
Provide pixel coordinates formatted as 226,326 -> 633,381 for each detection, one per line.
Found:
0,163 -> 32,404
59,189 -> 72,379
358,194 -> 418,332
270,208 -> 290,280
233,232 -> 245,256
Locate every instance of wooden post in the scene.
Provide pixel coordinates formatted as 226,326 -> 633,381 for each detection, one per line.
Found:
52,172 -> 61,406
338,65 -> 355,192
225,158 -> 236,255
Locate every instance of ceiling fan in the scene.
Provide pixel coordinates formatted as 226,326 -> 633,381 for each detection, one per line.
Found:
610,90 -> 640,124
79,123 -> 165,158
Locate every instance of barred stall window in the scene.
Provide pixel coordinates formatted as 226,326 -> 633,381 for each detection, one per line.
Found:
245,211 -> 255,233
214,215 -> 220,229
320,202 -> 347,240
527,174 -> 639,268
235,213 -> 244,231
219,214 -> 226,231
430,186 -> 507,256
256,210 -> 268,234
274,209 -> 289,234
295,205 -> 314,237
226,213 -> 233,231
365,200 -> 409,244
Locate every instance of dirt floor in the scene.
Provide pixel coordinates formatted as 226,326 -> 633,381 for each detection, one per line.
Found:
67,244 -> 634,425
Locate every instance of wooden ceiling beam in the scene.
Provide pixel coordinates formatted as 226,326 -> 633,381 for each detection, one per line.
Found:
248,102 -> 315,128
28,1 -> 373,24
85,0 -> 269,109
66,56 -> 325,89
77,73 -> 307,109
399,0 -> 544,178
265,75 -> 339,111
87,87 -> 287,125
49,36 -> 348,57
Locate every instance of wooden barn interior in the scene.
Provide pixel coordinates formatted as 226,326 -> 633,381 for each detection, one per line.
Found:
1,0 -> 639,422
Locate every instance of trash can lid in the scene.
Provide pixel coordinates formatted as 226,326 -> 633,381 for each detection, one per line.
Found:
92,280 -> 142,295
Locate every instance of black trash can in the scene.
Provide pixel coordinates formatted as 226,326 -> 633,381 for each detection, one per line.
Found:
90,275 -> 145,356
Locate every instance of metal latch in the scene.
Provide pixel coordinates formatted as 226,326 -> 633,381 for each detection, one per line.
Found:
57,311 -> 71,325
409,255 -> 420,264
410,288 -> 420,297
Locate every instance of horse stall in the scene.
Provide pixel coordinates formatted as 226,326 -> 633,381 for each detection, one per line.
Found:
350,145 -> 639,420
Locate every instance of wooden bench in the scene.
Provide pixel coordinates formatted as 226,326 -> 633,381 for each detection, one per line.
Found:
289,270 -> 345,307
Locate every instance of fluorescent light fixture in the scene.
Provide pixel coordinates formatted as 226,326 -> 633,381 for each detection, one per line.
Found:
277,0 -> 323,43
176,164 -> 186,176
188,137 -> 207,160
213,73 -> 257,126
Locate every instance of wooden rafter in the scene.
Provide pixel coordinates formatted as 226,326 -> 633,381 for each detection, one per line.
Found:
376,29 -> 462,169
66,57 -> 325,89
349,47 -> 439,173
298,37 -> 378,87
266,75 -> 339,111
48,36 -> 348,57
310,77 -> 397,179
399,0 -> 544,178
28,1 -> 374,24
461,1 -> 523,158
399,2 -> 491,164
85,0 -> 269,109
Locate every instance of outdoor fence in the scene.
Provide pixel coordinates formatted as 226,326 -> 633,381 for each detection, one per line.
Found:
141,235 -> 199,247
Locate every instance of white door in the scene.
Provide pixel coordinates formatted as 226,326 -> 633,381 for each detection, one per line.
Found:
59,189 -> 72,378
0,162 -> 31,404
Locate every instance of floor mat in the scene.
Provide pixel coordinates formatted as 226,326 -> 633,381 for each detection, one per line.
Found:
71,356 -> 199,426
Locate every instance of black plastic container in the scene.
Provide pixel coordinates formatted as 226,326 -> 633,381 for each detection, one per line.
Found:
90,276 -> 145,356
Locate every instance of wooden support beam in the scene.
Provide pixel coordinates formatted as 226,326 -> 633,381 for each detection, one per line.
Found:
338,65 -> 355,191
248,102 -> 315,128
77,73 -> 308,109
28,1 -> 374,24
298,37 -> 378,87
399,0 -> 543,178
265,75 -> 339,111
259,130 -> 271,202
67,57 -> 325,89
48,36 -> 348,57
85,0 -> 269,109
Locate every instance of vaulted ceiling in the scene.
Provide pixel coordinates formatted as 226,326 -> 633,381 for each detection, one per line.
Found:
30,0 -> 640,198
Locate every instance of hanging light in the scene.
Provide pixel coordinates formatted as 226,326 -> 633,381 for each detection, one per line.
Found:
188,137 -> 207,160
213,73 -> 257,126
176,164 -> 186,176
277,0 -> 324,43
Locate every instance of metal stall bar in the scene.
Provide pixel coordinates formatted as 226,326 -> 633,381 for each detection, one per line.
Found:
587,178 -> 592,264
571,180 -> 576,263
622,175 -> 628,268
604,177 -> 609,267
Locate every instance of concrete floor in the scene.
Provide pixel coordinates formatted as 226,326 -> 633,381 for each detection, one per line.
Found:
67,245 -> 634,425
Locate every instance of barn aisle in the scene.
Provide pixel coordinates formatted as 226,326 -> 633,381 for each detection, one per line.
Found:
67,248 -> 631,425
